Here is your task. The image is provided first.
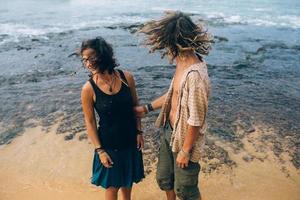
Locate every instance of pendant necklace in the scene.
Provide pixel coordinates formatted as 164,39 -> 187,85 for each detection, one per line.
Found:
94,72 -> 115,93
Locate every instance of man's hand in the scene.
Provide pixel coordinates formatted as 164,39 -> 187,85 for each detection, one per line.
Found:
176,150 -> 190,168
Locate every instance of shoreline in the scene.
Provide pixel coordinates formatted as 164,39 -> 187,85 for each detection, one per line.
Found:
0,124 -> 299,200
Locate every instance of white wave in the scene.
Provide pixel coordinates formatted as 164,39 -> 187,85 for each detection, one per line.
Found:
0,23 -> 65,38
246,15 -> 300,29
0,15 -> 149,36
99,15 -> 150,24
70,0 -> 111,6
277,15 -> 300,29
0,14 -> 151,45
253,8 -> 271,12
206,12 -> 226,19
64,15 -> 150,31
0,37 -> 19,46
151,7 -> 177,12
204,12 -> 300,29
223,15 -> 242,24
0,23 -> 46,36
0,23 -> 47,45
247,19 -> 277,26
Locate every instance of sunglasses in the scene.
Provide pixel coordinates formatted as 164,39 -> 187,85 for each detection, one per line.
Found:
81,56 -> 98,65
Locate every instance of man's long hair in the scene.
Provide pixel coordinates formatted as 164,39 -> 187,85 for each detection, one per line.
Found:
139,11 -> 213,62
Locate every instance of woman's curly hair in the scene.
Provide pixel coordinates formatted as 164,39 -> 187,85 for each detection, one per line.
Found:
80,37 -> 119,74
138,11 -> 213,62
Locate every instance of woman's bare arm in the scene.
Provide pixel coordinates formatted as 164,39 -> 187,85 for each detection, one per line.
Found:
124,70 -> 144,149
81,82 -> 101,148
123,71 -> 141,131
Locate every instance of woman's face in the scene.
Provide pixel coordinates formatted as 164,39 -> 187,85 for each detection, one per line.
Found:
81,48 -> 98,72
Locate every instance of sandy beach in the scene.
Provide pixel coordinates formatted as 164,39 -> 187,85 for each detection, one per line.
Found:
1,1 -> 300,199
0,124 -> 299,200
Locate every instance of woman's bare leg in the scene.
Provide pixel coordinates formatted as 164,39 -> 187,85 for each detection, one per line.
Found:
120,187 -> 132,200
105,187 -> 119,200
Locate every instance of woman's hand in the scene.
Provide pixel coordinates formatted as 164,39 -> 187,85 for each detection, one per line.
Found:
98,151 -> 113,168
134,105 -> 147,118
137,134 -> 144,151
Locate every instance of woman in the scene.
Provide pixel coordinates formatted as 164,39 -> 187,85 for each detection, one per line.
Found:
80,37 -> 144,200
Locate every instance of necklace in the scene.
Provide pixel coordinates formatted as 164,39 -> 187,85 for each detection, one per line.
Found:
103,73 -> 115,93
93,71 -> 116,93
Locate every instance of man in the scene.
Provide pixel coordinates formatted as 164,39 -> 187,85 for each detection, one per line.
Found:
135,11 -> 213,200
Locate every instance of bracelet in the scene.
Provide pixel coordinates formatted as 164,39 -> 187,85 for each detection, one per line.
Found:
95,147 -> 104,154
143,105 -> 149,114
97,149 -> 106,155
146,103 -> 154,112
137,130 -> 144,135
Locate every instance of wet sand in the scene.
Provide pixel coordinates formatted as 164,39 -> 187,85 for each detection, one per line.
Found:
0,124 -> 299,200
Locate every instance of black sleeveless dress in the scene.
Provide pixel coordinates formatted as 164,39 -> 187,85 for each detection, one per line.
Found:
89,69 -> 144,188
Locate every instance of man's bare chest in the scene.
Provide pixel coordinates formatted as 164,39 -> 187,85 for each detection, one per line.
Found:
171,74 -> 184,104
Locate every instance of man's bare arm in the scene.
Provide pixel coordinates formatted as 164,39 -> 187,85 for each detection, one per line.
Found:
182,125 -> 201,153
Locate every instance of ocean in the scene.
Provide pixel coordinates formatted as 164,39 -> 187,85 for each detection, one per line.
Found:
0,0 -> 299,168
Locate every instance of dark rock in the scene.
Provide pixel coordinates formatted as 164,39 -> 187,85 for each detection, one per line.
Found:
242,154 -> 254,162
78,133 -> 88,141
16,46 -> 31,51
214,36 -> 229,42
64,133 -> 74,141
246,127 -> 256,133
291,153 -> 300,169
105,26 -> 118,30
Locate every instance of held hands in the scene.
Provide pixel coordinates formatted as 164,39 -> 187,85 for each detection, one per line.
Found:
176,149 -> 191,169
133,105 -> 148,118
137,134 -> 144,151
98,151 -> 114,168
